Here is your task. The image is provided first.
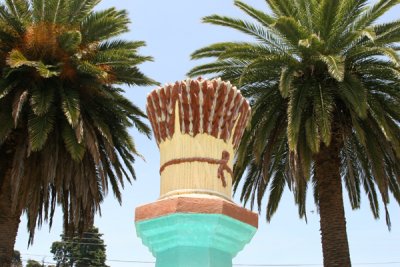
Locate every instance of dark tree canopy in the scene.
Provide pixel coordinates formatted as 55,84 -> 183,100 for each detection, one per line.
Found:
0,0 -> 156,265
189,0 -> 400,227
26,260 -> 42,267
189,0 -> 400,265
0,0 -> 156,241
51,227 -> 108,267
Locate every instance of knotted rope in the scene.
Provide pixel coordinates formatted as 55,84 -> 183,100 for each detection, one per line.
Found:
159,151 -> 233,187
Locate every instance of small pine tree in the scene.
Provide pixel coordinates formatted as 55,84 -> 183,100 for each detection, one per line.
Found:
26,260 -> 42,267
51,227 -> 108,267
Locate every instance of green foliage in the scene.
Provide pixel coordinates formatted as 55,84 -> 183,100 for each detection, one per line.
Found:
26,260 -> 42,267
0,0 -> 157,245
188,0 -> 400,228
58,31 -> 82,53
80,8 -> 129,44
11,250 -> 22,267
6,49 -> 60,78
317,54 -> 345,82
51,227 -> 108,267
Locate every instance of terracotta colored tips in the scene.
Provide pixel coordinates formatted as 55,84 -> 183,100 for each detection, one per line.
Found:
146,77 -> 251,148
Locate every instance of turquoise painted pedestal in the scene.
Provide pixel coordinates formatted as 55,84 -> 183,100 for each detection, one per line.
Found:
136,213 -> 257,267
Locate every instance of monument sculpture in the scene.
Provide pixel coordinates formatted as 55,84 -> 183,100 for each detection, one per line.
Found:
135,77 -> 258,267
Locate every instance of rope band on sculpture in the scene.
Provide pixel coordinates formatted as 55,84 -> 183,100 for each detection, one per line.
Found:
159,151 -> 233,187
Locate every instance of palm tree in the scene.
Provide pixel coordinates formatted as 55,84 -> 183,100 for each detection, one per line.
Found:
0,0 -> 156,265
188,0 -> 400,266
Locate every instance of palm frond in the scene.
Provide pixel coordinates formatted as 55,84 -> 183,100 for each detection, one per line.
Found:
7,49 -> 60,77
203,15 -> 286,52
31,0 -> 44,22
338,74 -> 367,119
30,85 -> 55,116
234,0 -> 275,26
61,86 -> 80,127
273,16 -> 308,48
80,8 -> 129,44
188,59 -> 248,78
11,89 -> 28,126
305,117 -> 320,153
62,122 -> 85,161
0,4 -> 25,34
266,168 -> 287,221
279,67 -> 296,98
28,108 -> 56,152
374,19 -> 400,45
58,31 -> 82,53
313,84 -> 334,146
354,0 -> 400,30
317,54 -> 345,81
317,0 -> 340,41
5,0 -> 30,20
287,84 -> 308,151
266,0 -> 297,17
328,0 -> 369,47
67,0 -> 101,24
341,137 -> 361,209
347,46 -> 400,66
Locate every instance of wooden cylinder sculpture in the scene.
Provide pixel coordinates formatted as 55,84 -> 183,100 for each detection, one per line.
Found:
146,77 -> 251,200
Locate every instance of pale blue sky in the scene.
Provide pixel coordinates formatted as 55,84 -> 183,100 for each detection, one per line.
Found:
15,1 -> 400,266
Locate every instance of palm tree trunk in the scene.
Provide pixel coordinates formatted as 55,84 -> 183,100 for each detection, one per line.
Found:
0,174 -> 22,267
314,132 -> 351,267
